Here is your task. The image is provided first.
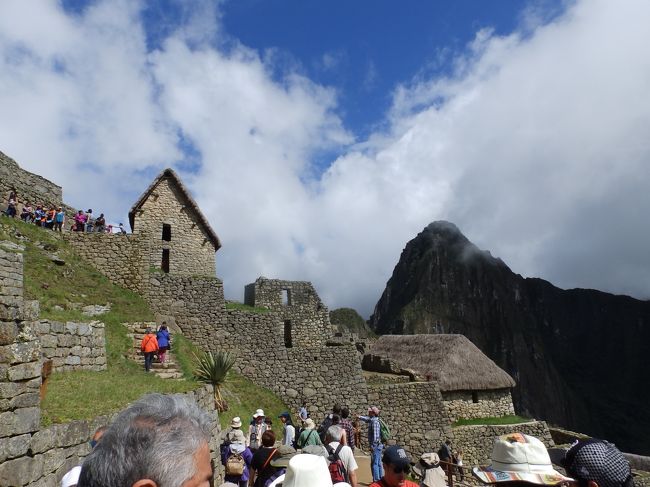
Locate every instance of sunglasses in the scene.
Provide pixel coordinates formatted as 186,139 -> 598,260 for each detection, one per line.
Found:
390,465 -> 411,474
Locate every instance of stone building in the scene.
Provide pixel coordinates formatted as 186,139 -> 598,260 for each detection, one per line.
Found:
0,151 -> 558,481
129,168 -> 221,277
365,334 -> 516,421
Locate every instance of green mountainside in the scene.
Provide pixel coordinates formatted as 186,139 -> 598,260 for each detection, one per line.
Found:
329,307 -> 375,338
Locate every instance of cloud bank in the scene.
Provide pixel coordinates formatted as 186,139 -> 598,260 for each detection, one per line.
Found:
1,0 -> 649,316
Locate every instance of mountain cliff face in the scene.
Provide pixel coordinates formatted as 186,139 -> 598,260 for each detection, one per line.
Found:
369,221 -> 650,454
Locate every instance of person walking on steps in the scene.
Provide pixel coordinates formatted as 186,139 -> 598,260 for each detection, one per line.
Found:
141,327 -> 158,372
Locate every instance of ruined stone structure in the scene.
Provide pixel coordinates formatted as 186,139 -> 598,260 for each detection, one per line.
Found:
0,243 -> 219,486
0,151 -> 63,211
1,152 -> 558,480
38,320 -> 106,372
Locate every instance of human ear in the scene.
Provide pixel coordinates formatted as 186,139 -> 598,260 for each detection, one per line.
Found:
587,481 -> 599,487
132,480 -> 158,487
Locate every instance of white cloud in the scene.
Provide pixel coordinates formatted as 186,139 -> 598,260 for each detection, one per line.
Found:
1,0 -> 649,318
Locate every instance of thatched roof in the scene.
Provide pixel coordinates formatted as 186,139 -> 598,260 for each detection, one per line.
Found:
128,168 -> 221,250
368,334 -> 515,391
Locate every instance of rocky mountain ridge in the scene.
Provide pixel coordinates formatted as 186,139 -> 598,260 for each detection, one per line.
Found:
369,221 -> 650,455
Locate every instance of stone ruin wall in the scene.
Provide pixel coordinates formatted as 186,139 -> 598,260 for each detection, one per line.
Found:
38,320 -> 107,372
366,382 -> 453,457
0,245 -> 220,486
0,151 -> 63,211
146,273 -> 225,331
244,278 -> 332,347
452,421 -> 553,467
131,177 -> 216,277
63,233 -> 149,295
442,388 -> 515,422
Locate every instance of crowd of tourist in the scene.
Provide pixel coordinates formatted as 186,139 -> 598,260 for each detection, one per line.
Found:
3,188 -> 126,234
55,392 -> 634,487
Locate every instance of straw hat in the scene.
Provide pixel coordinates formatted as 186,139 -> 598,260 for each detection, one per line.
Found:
303,418 -> 316,430
231,417 -> 242,428
253,409 -> 265,418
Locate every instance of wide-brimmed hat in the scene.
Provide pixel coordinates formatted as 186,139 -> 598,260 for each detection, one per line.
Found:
226,428 -> 246,445
270,445 -> 298,468
253,408 -> 265,418
473,433 -> 574,485
548,439 -> 632,487
413,453 -> 447,487
231,416 -> 242,428
304,418 -> 316,430
302,444 -> 329,458
282,454 -> 333,487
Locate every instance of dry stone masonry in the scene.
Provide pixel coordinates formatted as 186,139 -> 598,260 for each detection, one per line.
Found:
0,151 -> 63,211
38,320 -> 107,372
452,421 -> 554,467
0,152 -> 572,480
443,389 -> 515,422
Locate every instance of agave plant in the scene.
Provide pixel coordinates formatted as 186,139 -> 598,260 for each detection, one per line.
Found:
194,350 -> 236,412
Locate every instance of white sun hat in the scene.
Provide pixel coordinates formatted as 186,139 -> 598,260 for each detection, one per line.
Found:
282,453 -> 333,487
473,433 -> 574,486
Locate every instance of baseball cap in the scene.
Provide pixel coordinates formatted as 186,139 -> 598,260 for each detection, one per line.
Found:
549,439 -> 633,487
383,445 -> 413,469
473,433 -> 573,485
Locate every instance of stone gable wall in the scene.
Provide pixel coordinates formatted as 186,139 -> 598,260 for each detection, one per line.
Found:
244,278 -> 331,347
366,382 -> 453,457
0,151 -> 63,211
131,177 -> 216,277
37,320 -> 107,372
442,388 -> 515,421
64,233 -> 148,295
451,421 -> 553,467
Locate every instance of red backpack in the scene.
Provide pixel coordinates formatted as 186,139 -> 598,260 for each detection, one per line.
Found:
326,444 -> 348,483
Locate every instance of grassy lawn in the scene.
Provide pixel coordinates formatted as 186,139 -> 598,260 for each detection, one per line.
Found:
220,371 -> 290,431
453,415 -> 533,427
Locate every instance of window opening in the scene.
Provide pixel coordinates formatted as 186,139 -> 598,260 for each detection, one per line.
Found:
284,320 -> 292,348
162,224 -> 171,241
472,391 -> 479,403
162,249 -> 170,273
281,289 -> 291,306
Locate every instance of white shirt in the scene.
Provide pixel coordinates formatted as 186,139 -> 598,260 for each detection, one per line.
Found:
327,441 -> 358,473
283,424 -> 296,446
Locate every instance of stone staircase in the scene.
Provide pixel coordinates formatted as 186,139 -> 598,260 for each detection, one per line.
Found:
124,322 -> 184,380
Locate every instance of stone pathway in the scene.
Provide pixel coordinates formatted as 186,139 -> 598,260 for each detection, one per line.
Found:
124,322 -> 184,379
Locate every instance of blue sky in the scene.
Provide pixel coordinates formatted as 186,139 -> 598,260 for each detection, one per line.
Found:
2,0 -> 650,316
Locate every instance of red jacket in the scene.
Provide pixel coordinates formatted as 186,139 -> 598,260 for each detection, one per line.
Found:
141,334 -> 159,353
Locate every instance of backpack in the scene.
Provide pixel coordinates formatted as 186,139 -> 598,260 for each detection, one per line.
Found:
378,417 -> 391,442
326,444 -> 348,483
225,451 -> 245,476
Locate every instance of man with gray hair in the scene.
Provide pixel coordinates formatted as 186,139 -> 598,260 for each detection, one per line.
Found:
78,393 -> 214,487
325,425 -> 358,487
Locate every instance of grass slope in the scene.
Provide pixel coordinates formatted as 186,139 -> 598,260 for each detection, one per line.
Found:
1,217 -> 289,427
453,415 -> 532,427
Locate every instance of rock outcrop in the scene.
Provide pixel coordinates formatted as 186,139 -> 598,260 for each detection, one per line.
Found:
369,221 -> 650,455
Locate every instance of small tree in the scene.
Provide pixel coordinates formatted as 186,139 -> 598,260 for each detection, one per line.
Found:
194,350 -> 236,412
